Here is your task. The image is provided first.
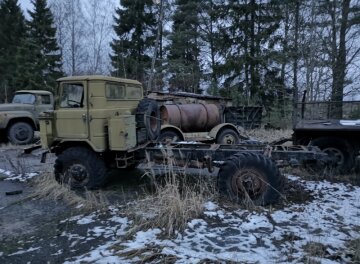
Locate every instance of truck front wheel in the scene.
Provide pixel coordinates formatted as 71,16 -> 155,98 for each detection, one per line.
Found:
54,147 -> 108,190
217,152 -> 284,205
7,122 -> 34,145
310,137 -> 353,174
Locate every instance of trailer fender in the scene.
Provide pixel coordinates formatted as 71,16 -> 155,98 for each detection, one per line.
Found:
159,125 -> 185,142
209,123 -> 247,140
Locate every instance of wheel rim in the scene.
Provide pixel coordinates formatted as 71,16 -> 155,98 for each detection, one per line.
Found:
323,147 -> 345,167
231,169 -> 266,199
221,134 -> 236,144
64,163 -> 89,187
14,126 -> 30,141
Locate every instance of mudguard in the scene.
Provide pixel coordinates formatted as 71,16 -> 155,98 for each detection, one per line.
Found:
0,111 -> 37,129
209,123 -> 247,140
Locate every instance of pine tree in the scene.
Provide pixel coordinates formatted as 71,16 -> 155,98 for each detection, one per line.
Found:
15,0 -> 62,92
0,0 -> 26,102
14,33 -> 39,90
110,0 -> 156,85
216,0 -> 282,106
198,0 -> 226,96
167,0 -> 201,94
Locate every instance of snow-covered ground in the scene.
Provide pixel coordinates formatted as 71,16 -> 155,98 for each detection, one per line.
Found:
1,166 -> 359,263
57,175 -> 359,263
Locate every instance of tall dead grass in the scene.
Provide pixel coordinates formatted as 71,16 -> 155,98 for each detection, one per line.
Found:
126,150 -> 216,237
347,238 -> 360,263
32,172 -> 108,211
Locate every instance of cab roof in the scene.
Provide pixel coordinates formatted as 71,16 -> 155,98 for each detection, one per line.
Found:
15,90 -> 53,95
57,75 -> 142,85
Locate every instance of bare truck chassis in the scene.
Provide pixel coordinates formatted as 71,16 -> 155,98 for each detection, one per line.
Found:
37,75 -> 330,206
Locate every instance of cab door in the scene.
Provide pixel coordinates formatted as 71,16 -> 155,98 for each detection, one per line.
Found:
55,82 -> 89,139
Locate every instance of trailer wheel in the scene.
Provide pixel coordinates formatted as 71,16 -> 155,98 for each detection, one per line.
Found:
136,99 -> 160,140
216,128 -> 240,145
217,152 -> 284,205
158,130 -> 183,143
310,137 -> 353,174
54,147 -> 108,190
7,122 -> 34,145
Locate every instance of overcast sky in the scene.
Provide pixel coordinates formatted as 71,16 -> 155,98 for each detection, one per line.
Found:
18,0 -> 32,17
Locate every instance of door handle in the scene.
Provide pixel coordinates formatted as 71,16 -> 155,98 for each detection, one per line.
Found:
82,114 -> 87,122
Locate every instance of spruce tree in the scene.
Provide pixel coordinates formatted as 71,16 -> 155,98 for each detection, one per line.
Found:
216,0 -> 282,106
0,0 -> 26,101
110,0 -> 156,84
16,0 -> 62,92
167,0 -> 201,94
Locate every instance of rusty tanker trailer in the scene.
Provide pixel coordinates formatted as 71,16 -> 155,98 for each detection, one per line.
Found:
148,91 -> 262,144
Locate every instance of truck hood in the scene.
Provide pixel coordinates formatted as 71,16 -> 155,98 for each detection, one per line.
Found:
0,103 -> 34,111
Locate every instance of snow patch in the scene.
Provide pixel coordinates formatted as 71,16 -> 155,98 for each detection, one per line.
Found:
9,247 -> 41,256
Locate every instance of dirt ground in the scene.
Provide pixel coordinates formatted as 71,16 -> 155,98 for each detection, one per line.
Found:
0,145 -> 218,263
0,145 -> 359,263
0,145 -> 150,263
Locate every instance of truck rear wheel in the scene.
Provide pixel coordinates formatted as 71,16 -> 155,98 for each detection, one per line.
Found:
216,128 -> 240,145
310,137 -> 353,174
7,122 -> 34,145
136,99 -> 160,141
54,147 -> 108,190
217,152 -> 284,205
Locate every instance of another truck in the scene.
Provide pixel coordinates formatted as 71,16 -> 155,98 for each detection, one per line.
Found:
293,99 -> 360,174
39,75 -> 327,205
0,90 -> 54,145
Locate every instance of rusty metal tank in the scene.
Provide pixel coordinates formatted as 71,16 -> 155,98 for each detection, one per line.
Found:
160,103 -> 222,132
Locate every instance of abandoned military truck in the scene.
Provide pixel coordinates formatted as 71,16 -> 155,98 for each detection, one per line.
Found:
39,75 -> 326,205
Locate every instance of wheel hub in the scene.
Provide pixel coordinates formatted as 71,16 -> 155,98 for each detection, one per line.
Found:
66,164 -> 89,184
323,147 -> 344,166
223,135 -> 235,144
231,169 -> 266,198
15,127 -> 29,141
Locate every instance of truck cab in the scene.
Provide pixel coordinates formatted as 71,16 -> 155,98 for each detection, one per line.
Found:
40,75 -> 160,188
0,90 -> 53,144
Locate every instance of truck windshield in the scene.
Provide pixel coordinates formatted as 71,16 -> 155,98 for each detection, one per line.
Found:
12,93 -> 36,104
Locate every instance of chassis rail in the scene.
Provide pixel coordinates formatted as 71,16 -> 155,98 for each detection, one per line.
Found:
142,142 -> 329,170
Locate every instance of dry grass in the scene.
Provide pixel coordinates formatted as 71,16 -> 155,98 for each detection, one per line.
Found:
32,172 -> 108,211
0,151 -> 31,175
347,238 -> 360,263
114,244 -> 178,263
246,128 -> 292,143
282,164 -> 360,186
126,150 -> 216,237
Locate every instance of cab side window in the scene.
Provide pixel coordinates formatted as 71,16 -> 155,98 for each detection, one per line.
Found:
60,83 -> 84,108
127,85 -> 142,99
39,95 -> 51,105
106,83 -> 125,100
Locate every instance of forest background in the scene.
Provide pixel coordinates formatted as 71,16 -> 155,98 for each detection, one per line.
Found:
1,0 -> 360,127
